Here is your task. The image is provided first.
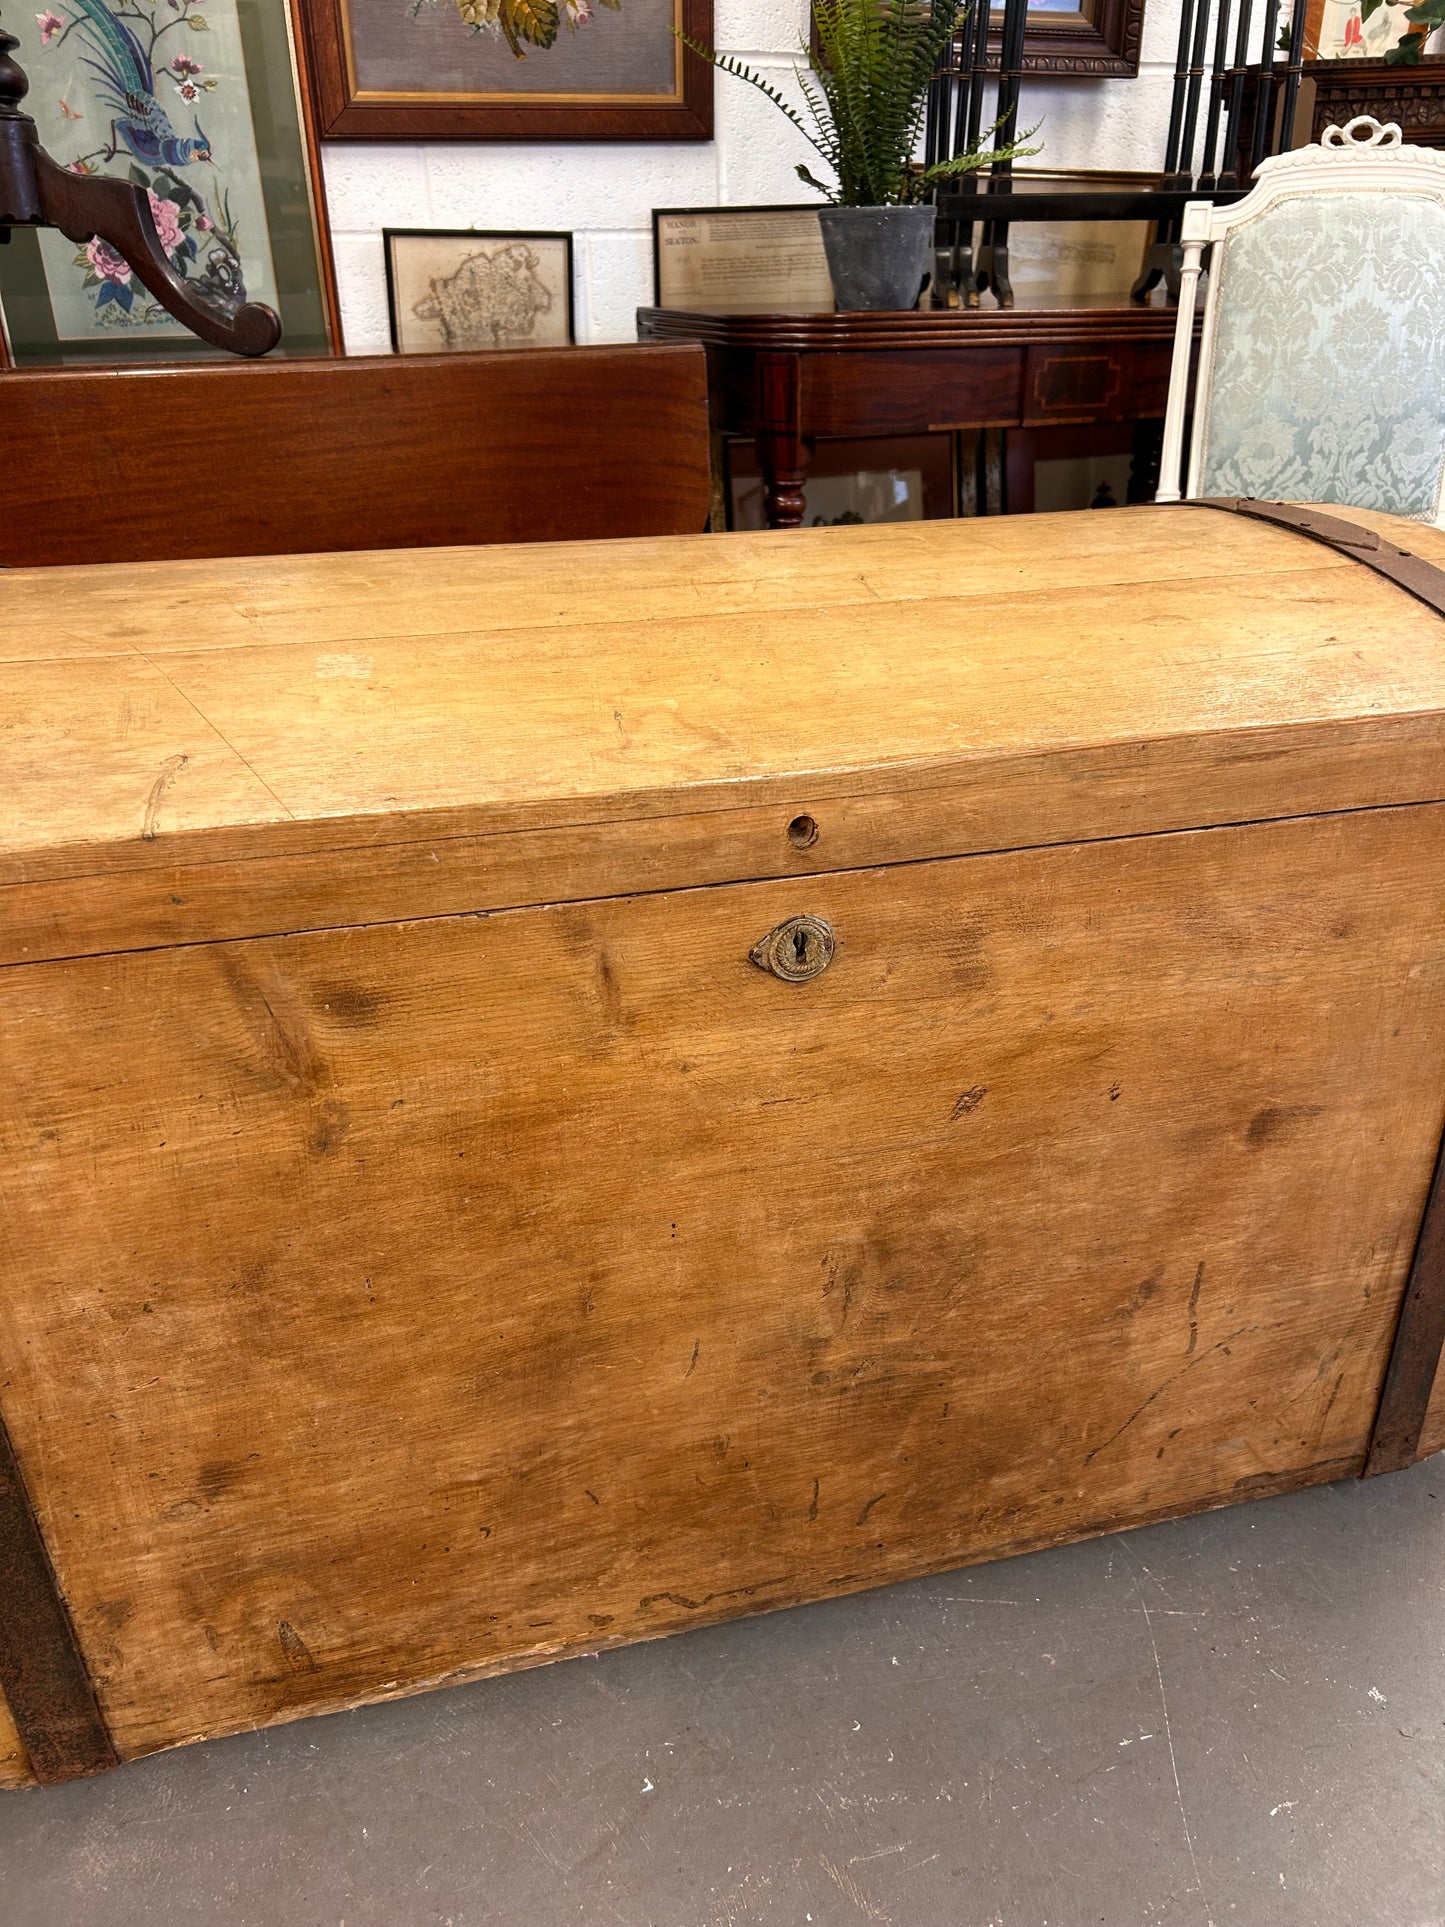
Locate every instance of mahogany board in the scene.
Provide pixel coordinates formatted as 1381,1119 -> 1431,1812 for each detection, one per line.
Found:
0,345 -> 713,568
2,504 -> 1445,1784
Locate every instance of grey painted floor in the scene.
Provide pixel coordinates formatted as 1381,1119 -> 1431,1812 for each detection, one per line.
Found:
1,1464 -> 1441,1927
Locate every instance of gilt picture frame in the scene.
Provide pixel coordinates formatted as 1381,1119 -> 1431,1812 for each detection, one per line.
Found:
0,0 -> 340,368
296,0 -> 712,139
384,228 -> 574,352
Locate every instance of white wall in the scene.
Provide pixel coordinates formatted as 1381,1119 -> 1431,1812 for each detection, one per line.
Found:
321,0 -> 1189,352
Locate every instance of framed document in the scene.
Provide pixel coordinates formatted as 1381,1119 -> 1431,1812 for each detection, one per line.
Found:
0,0 -> 339,367
385,230 -> 574,353
652,205 -> 835,313
963,168 -> 1155,306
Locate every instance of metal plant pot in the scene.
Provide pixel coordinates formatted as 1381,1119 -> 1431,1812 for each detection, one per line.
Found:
817,204 -> 936,312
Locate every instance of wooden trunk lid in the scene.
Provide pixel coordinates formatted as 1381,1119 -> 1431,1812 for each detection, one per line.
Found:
6,504 -> 1445,964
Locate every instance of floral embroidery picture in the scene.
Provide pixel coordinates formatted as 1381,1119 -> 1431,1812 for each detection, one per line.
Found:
411,0 -> 618,60
337,0 -> 679,105
12,0 -> 280,338
298,0 -> 709,142
384,230 -> 573,355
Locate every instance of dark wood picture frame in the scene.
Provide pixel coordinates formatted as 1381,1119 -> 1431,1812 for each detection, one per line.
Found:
383,229 -> 576,353
296,0 -> 713,139
999,0 -> 1147,77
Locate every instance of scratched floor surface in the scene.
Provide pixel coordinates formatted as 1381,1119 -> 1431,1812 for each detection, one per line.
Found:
0,1463 -> 1441,1927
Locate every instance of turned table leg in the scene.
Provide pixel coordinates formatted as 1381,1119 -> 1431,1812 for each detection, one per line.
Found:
1128,418 -> 1165,504
755,350 -> 810,529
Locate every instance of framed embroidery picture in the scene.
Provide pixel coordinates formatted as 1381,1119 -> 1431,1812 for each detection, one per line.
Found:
0,0 -> 340,367
385,229 -> 574,352
296,0 -> 711,139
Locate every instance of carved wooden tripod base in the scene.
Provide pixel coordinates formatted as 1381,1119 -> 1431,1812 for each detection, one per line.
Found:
0,21 -> 280,357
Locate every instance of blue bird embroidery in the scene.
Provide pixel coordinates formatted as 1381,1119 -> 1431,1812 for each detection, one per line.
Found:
65,0 -> 213,169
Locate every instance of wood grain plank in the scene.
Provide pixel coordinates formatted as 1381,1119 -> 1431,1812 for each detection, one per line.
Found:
2,803 -> 1442,1764
0,347 -> 712,569
0,656 -> 291,873
8,508 -> 1445,938
0,506 -> 1373,665
6,716 -> 1445,968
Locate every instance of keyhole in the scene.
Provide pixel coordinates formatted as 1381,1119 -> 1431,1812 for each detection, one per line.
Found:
748,915 -> 835,982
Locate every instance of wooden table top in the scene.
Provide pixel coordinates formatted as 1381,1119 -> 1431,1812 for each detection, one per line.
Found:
636,302 -> 1181,351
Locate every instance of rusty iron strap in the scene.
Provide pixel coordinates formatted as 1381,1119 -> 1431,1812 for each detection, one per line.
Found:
1192,495 -> 1445,1476
1194,495 -> 1445,620
1366,1135 -> 1445,1475
0,1407 -> 118,1782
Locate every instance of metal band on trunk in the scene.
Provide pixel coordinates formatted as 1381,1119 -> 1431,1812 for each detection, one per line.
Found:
0,1410 -> 118,1783
1195,496 -> 1445,621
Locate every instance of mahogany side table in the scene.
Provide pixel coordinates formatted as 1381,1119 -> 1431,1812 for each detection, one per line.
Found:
635,302 -> 1180,529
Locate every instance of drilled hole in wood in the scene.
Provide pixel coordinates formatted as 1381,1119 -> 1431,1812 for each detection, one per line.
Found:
787,814 -> 819,850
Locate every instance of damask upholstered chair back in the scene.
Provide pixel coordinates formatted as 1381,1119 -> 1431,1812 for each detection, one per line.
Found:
1158,118 -> 1445,526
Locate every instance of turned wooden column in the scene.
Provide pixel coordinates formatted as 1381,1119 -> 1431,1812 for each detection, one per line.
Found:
755,351 -> 810,530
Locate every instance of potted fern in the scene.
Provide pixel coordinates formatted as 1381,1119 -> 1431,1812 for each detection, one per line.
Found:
681,0 -> 1039,310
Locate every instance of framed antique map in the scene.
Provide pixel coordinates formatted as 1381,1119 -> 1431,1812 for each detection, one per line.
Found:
0,0 -> 339,366
385,229 -> 574,351
297,0 -> 711,138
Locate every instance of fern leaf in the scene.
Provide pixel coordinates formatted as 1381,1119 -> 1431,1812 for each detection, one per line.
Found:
921,123 -> 1043,186
685,0 -> 1037,208
795,162 -> 836,197
672,34 -> 833,160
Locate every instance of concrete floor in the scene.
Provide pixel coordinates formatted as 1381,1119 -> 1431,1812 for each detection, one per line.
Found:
1,1464 -> 1441,1927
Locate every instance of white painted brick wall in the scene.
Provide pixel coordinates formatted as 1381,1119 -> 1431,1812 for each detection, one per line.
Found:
321,0 -> 1187,352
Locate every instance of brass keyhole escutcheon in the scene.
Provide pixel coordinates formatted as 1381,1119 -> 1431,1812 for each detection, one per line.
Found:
749,915 -> 835,983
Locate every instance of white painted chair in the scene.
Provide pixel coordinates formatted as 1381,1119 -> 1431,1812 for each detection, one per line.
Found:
1158,116 -> 1445,527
